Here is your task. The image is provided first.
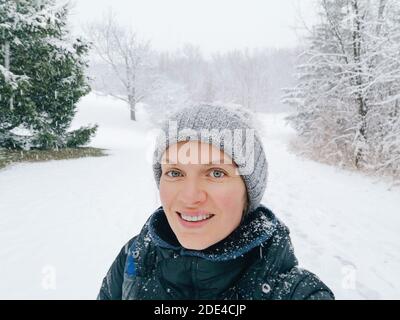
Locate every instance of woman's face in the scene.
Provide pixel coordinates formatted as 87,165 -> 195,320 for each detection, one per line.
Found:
159,140 -> 247,250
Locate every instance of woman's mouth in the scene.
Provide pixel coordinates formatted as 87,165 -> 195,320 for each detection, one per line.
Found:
176,211 -> 215,228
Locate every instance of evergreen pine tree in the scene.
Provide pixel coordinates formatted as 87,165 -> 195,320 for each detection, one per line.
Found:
0,0 -> 97,150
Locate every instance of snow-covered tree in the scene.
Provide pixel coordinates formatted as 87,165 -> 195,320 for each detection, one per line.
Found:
0,0 -> 97,150
85,11 -> 156,121
284,0 -> 400,178
89,42 -> 297,115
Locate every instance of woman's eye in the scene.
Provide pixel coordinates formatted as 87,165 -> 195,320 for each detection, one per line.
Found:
209,169 -> 226,178
166,170 -> 182,178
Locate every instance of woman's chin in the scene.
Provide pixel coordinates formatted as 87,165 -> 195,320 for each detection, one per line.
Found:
180,240 -> 213,251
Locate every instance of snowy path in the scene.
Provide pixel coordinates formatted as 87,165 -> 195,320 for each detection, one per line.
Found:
0,94 -> 157,299
0,93 -> 399,299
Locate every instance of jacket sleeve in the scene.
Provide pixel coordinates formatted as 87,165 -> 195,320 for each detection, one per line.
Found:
97,237 -> 136,300
289,269 -> 335,300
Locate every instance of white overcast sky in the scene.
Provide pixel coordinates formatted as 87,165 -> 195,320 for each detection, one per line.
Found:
66,0 -> 319,55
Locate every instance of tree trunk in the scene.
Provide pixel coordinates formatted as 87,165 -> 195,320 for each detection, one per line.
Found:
376,0 -> 388,36
352,0 -> 367,169
128,94 -> 136,121
4,40 -> 14,111
355,95 -> 367,168
4,41 -> 10,70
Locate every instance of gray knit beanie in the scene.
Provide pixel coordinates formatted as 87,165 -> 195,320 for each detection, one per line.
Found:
152,104 -> 268,214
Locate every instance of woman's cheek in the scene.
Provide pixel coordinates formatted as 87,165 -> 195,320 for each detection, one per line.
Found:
159,180 -> 175,207
212,184 -> 244,211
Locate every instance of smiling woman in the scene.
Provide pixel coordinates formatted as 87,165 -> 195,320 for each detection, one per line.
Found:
97,104 -> 335,300
160,140 -> 248,250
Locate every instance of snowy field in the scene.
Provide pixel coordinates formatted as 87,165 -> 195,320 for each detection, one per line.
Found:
0,93 -> 399,299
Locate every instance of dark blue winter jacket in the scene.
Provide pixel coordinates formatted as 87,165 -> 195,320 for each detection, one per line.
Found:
97,205 -> 334,300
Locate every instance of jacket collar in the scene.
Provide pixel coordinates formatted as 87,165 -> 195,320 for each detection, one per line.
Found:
148,204 -> 279,261
138,205 -> 298,299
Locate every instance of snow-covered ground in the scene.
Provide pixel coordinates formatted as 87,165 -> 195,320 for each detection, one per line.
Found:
0,93 -> 399,299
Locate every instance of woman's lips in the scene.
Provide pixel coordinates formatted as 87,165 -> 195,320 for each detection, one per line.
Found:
179,210 -> 213,216
176,211 -> 215,228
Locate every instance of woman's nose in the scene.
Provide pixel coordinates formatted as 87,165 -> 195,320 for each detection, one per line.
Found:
178,179 -> 207,206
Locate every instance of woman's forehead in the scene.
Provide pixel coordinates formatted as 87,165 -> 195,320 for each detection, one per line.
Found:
161,141 -> 235,166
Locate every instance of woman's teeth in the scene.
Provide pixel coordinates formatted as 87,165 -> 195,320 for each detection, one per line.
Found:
179,213 -> 213,222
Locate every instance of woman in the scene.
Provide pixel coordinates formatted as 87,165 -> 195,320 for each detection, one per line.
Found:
97,104 -> 334,300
